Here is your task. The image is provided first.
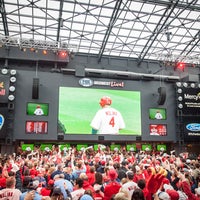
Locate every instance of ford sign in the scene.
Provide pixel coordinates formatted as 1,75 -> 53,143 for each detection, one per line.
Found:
79,78 -> 93,87
186,123 -> 200,132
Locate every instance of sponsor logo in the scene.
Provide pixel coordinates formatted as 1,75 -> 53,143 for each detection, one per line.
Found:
186,123 -> 200,131
79,78 -> 93,87
79,78 -> 125,88
0,114 -> 4,130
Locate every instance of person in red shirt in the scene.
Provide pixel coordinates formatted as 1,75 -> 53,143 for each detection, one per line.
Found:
40,179 -> 54,197
103,169 -> 121,200
87,166 -> 96,185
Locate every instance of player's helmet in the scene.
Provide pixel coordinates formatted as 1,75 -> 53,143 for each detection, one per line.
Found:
99,96 -> 112,107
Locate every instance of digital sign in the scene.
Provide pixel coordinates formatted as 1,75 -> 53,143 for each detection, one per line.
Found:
177,87 -> 200,116
25,121 -> 48,134
149,124 -> 167,136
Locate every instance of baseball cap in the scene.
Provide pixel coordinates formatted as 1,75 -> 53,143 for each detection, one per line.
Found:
158,191 -> 170,200
52,186 -> 62,195
195,187 -> 200,195
108,169 -> 118,180
80,194 -> 93,200
163,184 -> 174,191
166,190 -> 179,200
29,180 -> 39,189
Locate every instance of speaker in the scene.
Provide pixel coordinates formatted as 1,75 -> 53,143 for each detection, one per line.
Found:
5,137 -> 12,145
57,133 -> 64,140
98,136 -> 104,141
136,136 -> 141,141
8,103 -> 15,110
157,87 -> 166,105
32,78 -> 39,99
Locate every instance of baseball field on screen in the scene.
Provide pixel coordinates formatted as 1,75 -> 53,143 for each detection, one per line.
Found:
58,87 -> 141,135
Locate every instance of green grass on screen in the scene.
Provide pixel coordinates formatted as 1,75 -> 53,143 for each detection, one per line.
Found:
59,87 -> 141,135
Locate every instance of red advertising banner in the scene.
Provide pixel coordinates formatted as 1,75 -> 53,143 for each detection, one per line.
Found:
149,124 -> 167,136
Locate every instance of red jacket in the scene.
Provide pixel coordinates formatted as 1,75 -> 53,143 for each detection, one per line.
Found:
103,181 -> 121,200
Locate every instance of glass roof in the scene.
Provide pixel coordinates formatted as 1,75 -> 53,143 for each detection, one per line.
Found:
0,0 -> 200,65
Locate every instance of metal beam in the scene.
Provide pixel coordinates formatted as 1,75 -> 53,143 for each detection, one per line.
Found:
56,0 -> 64,42
0,0 -> 9,36
97,0 -> 123,63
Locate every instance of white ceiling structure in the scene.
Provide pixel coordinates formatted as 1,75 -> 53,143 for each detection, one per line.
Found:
0,0 -> 200,65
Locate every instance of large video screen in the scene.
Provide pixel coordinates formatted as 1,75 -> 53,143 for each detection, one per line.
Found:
58,87 -> 141,135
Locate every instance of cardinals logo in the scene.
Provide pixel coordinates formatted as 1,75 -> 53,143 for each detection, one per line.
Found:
0,114 -> 4,130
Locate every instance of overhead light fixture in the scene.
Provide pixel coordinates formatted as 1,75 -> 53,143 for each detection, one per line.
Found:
178,104 -> 183,109
58,50 -> 68,58
10,69 -> 16,75
183,82 -> 188,87
10,76 -> 16,83
9,86 -> 15,92
1,68 -> 8,75
175,62 -> 185,71
30,47 -> 35,52
42,50 -> 48,55
178,96 -> 183,101
8,94 -> 15,101
176,82 -> 182,87
177,88 -> 182,94
20,47 -> 26,52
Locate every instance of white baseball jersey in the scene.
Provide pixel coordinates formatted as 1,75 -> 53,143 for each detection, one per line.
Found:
155,112 -> 163,119
34,108 -> 44,115
90,107 -> 125,134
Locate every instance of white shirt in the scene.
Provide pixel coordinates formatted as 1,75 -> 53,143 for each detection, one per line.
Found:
90,106 -> 125,134
71,188 -> 85,200
155,112 -> 163,119
34,108 -> 44,115
0,188 -> 22,200
121,181 -> 138,199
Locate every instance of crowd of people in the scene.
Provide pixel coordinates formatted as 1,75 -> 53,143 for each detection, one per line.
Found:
0,145 -> 200,200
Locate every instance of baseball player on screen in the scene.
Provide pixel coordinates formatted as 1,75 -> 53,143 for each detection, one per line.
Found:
90,96 -> 125,134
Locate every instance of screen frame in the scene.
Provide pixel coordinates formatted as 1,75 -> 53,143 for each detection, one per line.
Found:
26,102 -> 49,116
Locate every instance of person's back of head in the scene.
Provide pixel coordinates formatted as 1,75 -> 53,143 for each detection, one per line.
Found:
137,179 -> 146,190
126,171 -> 134,180
6,176 -> 16,188
131,188 -> 145,200
75,177 -> 84,188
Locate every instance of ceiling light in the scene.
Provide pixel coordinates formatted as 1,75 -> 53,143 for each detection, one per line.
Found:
190,83 -> 195,88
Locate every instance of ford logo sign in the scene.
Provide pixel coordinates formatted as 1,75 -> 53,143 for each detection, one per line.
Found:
79,78 -> 93,87
186,123 -> 200,131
